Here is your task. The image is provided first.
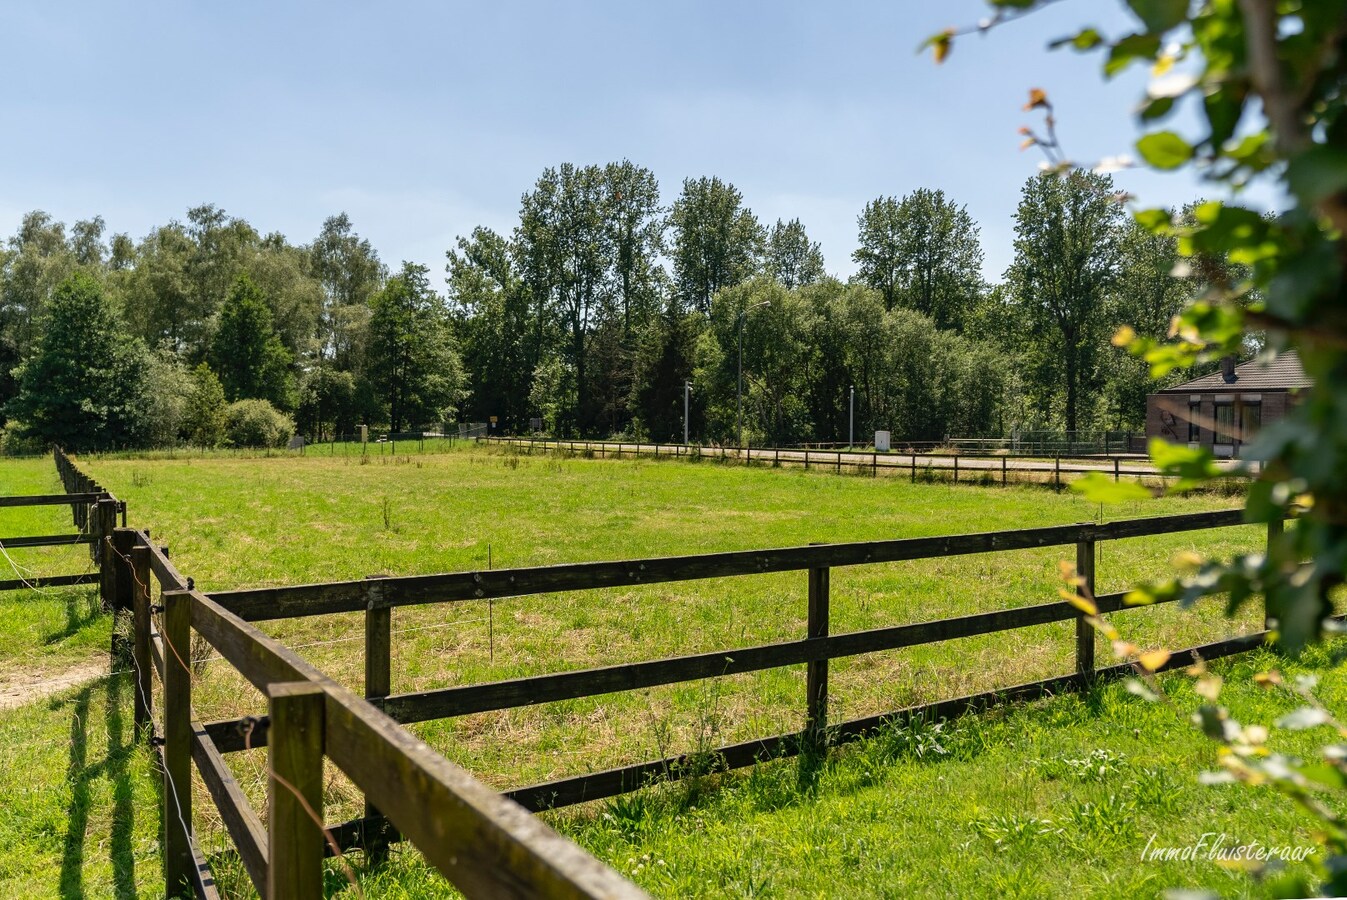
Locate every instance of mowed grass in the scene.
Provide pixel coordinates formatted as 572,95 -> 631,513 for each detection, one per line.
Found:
0,458 -> 162,898
0,445 -> 1317,898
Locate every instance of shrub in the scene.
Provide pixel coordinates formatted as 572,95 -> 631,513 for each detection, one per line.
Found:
183,364 -> 228,448
225,399 -> 294,448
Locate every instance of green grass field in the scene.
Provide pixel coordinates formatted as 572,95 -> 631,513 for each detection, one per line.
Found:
0,444 -> 1337,898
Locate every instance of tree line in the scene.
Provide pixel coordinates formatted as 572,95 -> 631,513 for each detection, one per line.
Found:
0,163 -> 1242,451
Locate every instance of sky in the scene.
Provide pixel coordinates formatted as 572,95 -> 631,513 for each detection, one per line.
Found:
0,1 -> 1276,284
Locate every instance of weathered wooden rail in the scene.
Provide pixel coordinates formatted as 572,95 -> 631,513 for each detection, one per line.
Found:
51,445 -> 1281,899
196,504 -> 1270,830
483,436 -> 1238,489
0,458 -> 118,593
54,448 -> 646,900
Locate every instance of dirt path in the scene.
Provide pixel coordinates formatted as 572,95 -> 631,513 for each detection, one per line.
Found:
0,655 -> 110,710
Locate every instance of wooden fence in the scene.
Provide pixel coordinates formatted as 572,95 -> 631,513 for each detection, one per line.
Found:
0,453 -> 122,593
198,504 -> 1274,827
481,436 -> 1236,489
40,446 -> 1284,899
53,448 -> 645,900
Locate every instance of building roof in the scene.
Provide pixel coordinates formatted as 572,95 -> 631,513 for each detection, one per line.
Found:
1159,350 -> 1312,393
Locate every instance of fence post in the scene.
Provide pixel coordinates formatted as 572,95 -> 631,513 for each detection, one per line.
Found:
872,451 -> 877,478
130,545 -> 152,737
953,455 -> 959,484
267,681 -> 326,900
364,579 -> 392,863
1075,528 -> 1097,687
911,453 -> 916,483
110,526 -> 136,612
805,554 -> 830,755
1002,455 -> 1007,486
1265,517 -> 1284,630
1054,456 -> 1061,490
95,498 -> 118,609
162,589 -> 194,895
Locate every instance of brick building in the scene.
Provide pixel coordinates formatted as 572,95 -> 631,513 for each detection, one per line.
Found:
1145,351 -> 1311,458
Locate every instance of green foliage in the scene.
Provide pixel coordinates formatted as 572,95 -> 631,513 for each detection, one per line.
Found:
295,364 -> 361,440
670,176 -> 765,314
367,262 -> 462,432
182,363 -> 227,447
209,273 -> 294,408
140,349 -> 195,447
5,271 -> 151,450
852,188 -> 984,330
765,218 -> 825,290
448,226 -> 535,429
224,398 -> 294,448
1006,169 -> 1124,433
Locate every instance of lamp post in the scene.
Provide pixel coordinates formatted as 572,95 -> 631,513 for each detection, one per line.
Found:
737,300 -> 771,448
683,380 -> 691,446
849,385 -> 855,450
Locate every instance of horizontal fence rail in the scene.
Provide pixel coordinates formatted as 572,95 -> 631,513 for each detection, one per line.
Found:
207,509 -> 1244,621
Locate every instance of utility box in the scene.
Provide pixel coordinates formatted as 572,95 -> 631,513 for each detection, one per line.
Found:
875,430 -> 891,452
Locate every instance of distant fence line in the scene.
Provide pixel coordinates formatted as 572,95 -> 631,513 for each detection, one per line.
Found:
484,436 -> 1244,490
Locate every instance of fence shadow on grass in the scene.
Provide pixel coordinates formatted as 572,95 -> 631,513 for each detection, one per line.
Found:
56,672 -> 140,900
44,588 -> 104,647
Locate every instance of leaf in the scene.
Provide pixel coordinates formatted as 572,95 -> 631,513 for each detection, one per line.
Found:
1024,87 -> 1049,110
1298,761 -> 1347,790
1062,591 -> 1098,616
1147,72 -> 1197,99
1124,588 -> 1157,606
1126,678 -> 1161,702
1126,0 -> 1189,33
1194,674 -> 1222,700
1050,27 -> 1103,52
1148,438 -> 1222,490
1112,640 -> 1140,658
1105,33 -> 1161,78
922,29 -> 955,64
1133,207 -> 1173,233
1139,649 -> 1171,672
1070,471 -> 1152,503
1138,95 -> 1176,121
1286,145 -> 1347,205
1252,670 -> 1282,687
1195,705 -> 1241,741
1136,131 -> 1195,169
1276,707 -> 1330,730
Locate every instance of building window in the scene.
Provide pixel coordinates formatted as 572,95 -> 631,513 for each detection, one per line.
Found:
1242,401 -> 1262,439
1214,401 -> 1235,444
1188,401 -> 1201,442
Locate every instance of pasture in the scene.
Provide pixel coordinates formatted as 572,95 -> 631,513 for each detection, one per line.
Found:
0,443 -> 1332,898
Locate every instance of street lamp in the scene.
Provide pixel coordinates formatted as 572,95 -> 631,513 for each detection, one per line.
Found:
683,380 -> 691,446
849,385 -> 855,450
737,299 -> 771,449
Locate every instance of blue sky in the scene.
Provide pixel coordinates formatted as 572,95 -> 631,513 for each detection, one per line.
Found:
1,1 -> 1274,283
